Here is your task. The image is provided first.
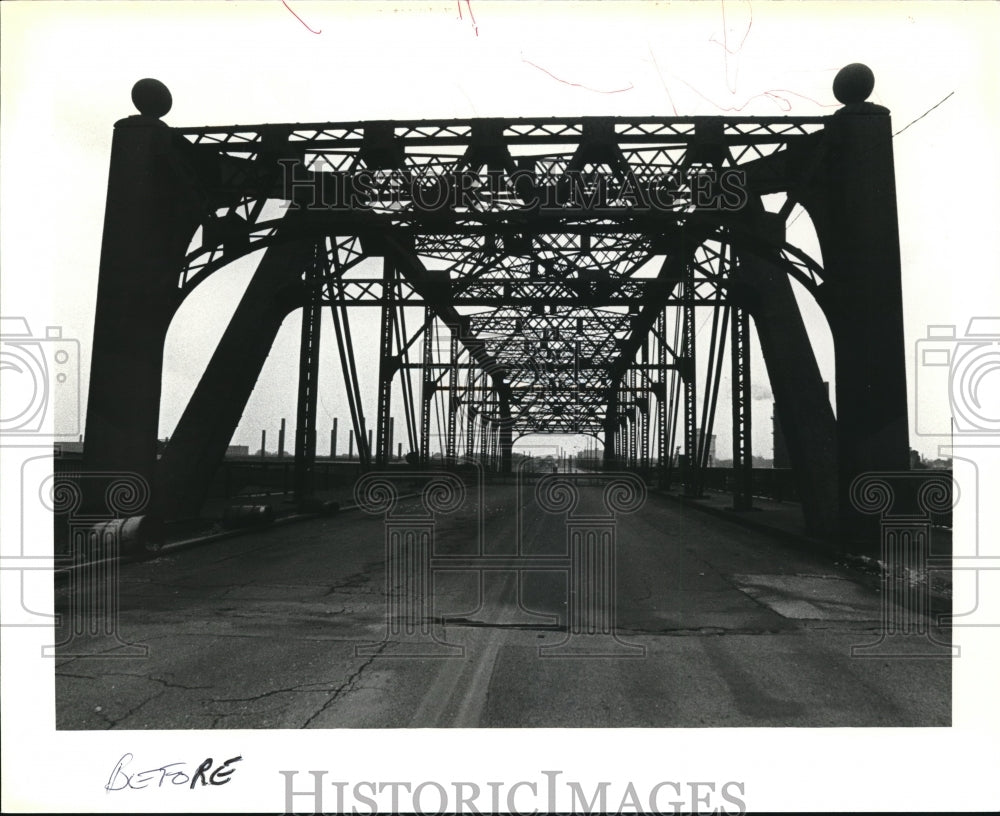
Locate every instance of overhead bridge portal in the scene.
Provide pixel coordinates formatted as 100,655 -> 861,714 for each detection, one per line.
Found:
81,64 -> 910,549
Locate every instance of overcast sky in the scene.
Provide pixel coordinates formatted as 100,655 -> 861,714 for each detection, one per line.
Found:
3,1 -> 998,462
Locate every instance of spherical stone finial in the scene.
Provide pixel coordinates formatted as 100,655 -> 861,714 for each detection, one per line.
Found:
833,63 -> 875,105
131,78 -> 172,118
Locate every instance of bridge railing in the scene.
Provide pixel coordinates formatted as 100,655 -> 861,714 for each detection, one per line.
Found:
696,467 -> 952,529
51,452 -> 952,528
205,457 -> 366,500
696,467 -> 800,503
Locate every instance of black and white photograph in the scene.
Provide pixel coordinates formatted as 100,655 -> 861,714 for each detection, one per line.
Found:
1,1 -> 998,812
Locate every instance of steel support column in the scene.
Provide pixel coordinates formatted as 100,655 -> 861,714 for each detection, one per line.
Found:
446,329 -> 459,468
732,252 -> 838,538
330,276 -> 371,471
813,107 -> 911,544
628,365 -> 638,468
656,310 -> 669,483
730,304 -> 753,510
639,339 -> 651,472
83,107 -> 202,513
375,257 -> 396,468
603,387 -> 618,469
155,232 -> 313,522
293,250 -> 323,500
682,271 -> 700,497
420,308 -> 435,467
465,370 -> 477,460
498,395 -> 513,475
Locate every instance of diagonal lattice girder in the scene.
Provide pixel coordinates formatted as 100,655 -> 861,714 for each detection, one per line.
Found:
157,113 -> 832,450
82,69 -> 912,553
174,115 -> 825,291
168,114 -> 828,441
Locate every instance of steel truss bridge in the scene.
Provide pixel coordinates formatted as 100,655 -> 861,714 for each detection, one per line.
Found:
82,67 -> 910,545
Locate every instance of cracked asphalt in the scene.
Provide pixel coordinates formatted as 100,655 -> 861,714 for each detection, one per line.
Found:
54,485 -> 951,728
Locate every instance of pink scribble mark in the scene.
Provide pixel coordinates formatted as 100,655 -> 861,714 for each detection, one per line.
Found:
521,53 -> 634,95
648,46 -> 679,116
281,0 -> 322,34
709,0 -> 753,94
676,76 -> 837,113
457,0 -> 479,37
675,0 -> 835,113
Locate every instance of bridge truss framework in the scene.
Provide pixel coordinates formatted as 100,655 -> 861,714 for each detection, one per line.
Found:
82,69 -> 910,545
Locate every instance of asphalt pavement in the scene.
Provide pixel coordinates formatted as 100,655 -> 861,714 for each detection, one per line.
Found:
54,483 -> 951,728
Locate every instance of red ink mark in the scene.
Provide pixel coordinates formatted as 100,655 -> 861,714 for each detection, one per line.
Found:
457,0 -> 479,37
669,0 -> 834,114
709,0 -> 753,95
716,0 -> 753,54
648,46 -> 678,116
676,76 -> 837,113
281,0 -> 321,34
521,53 -> 634,95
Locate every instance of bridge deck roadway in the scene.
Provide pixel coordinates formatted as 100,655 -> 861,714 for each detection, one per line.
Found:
54,486 -> 950,728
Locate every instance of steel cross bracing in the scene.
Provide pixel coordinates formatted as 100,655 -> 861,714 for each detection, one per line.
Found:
84,67 -> 915,549
258,232 -> 791,455
173,114 -> 827,296
163,113 -> 832,486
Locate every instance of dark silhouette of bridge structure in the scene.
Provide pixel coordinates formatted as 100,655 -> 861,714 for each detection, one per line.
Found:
80,64 -> 911,551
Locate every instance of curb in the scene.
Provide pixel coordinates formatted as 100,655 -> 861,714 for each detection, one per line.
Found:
155,501 -> 362,555
652,489 -> 829,550
53,494 -> 421,580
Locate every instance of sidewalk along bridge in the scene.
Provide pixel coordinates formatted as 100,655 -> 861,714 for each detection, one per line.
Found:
77,63 -> 918,557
